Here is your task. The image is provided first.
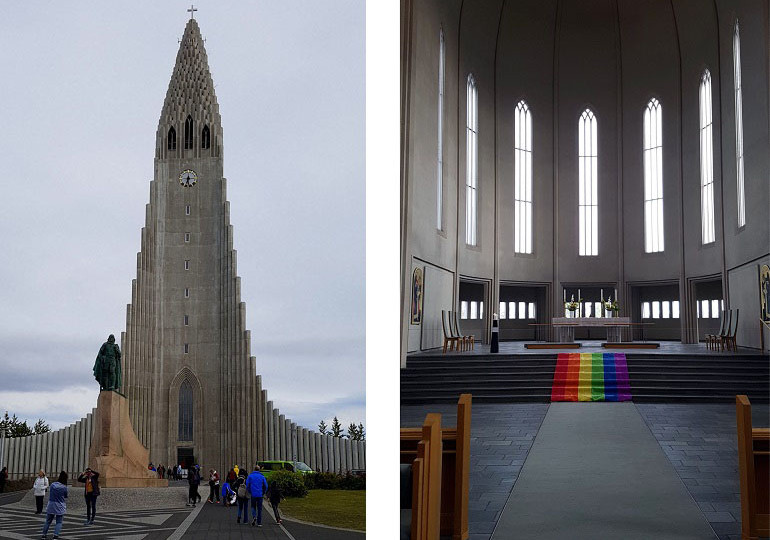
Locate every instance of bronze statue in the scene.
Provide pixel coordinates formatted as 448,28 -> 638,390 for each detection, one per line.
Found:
93,334 -> 122,392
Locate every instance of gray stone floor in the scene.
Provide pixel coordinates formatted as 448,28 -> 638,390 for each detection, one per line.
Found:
401,403 -> 549,540
637,403 -> 770,540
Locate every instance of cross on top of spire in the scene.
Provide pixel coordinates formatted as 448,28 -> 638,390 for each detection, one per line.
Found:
187,4 -> 197,19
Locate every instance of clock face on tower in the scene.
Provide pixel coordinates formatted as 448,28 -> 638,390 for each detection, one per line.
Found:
179,169 -> 198,187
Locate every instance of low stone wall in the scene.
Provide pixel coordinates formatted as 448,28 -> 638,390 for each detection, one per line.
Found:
8,486 -> 190,512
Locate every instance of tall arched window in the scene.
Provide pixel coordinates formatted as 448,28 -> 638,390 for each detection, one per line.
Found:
184,115 -> 194,150
167,126 -> 176,150
437,28 -> 445,231
700,70 -> 716,244
514,101 -> 532,254
578,109 -> 598,256
465,74 -> 478,246
644,98 -> 664,253
178,380 -> 193,441
733,21 -> 745,227
201,125 -> 210,149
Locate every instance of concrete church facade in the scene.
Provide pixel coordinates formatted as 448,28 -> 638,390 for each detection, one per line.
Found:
0,16 -> 364,480
400,0 -> 770,364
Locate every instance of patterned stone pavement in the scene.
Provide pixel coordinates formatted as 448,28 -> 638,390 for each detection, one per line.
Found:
637,403 -> 770,540
401,403 -> 550,540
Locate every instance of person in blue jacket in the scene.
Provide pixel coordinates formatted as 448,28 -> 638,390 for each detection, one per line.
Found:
245,464 -> 268,527
41,471 -> 68,539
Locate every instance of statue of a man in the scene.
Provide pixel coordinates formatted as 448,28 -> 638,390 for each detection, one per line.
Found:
93,334 -> 122,392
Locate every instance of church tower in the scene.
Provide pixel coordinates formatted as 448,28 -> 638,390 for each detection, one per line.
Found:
120,16 -> 263,471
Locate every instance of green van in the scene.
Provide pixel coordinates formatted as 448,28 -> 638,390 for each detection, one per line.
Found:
256,460 -> 314,480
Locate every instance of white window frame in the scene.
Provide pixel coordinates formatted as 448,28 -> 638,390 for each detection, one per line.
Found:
437,28 -> 445,231
700,70 -> 716,244
578,109 -> 598,256
185,205 -> 191,216
185,232 -> 191,243
499,301 -> 507,319
662,301 -> 670,318
528,302 -> 536,319
518,301 -> 526,320
733,21 -> 746,228
470,301 -> 478,320
644,98 -> 664,253
461,301 -> 468,319
642,302 -> 650,319
711,299 -> 719,319
514,101 -> 533,254
465,74 -> 478,246
672,301 -> 680,318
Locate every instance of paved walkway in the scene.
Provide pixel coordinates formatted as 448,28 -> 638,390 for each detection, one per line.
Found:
492,402 -> 715,539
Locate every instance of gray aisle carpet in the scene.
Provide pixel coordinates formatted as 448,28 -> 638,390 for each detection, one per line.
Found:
492,402 -> 717,540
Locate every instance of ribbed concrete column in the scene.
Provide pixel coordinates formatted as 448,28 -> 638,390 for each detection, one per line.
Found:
271,406 -> 279,460
278,414 -> 286,461
301,428 -> 308,465
286,419 -> 294,461
296,427 -> 303,463
315,433 -> 322,471
308,432 -> 316,470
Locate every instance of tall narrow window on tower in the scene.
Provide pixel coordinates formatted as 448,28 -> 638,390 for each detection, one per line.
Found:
168,126 -> 176,150
437,28 -> 445,231
514,100 -> 533,254
733,21 -> 745,227
178,380 -> 193,441
184,115 -> 194,149
578,109 -> 598,256
699,70 -> 716,244
466,74 -> 478,246
201,125 -> 210,149
643,98 -> 664,253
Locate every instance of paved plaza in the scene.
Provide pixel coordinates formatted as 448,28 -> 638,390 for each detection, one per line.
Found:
0,490 -> 364,540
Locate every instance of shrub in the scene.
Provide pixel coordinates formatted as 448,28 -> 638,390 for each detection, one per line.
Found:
269,470 -> 308,498
304,472 -> 365,491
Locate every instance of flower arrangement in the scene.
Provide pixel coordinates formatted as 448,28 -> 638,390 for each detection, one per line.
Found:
604,298 -> 619,313
565,295 -> 581,312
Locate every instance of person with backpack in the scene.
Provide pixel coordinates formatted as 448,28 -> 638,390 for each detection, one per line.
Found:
233,471 -> 249,524
40,471 -> 68,539
186,465 -> 201,507
245,464 -> 268,527
77,467 -> 100,525
266,481 -> 284,525
33,469 -> 50,514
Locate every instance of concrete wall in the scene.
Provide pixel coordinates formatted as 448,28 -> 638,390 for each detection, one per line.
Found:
401,0 -> 770,361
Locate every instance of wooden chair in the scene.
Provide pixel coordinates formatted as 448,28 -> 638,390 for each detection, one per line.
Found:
736,395 -> 769,540
706,310 -> 727,350
401,394 -> 472,540
400,413 -> 443,540
442,310 -> 461,354
453,311 -> 475,351
721,309 -> 739,352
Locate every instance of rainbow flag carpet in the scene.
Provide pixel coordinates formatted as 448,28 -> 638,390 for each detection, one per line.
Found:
551,352 -> 632,402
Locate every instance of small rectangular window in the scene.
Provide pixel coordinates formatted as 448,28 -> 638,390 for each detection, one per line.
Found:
184,260 -> 190,270
594,302 -> 601,318
662,301 -> 670,318
185,205 -> 191,216
184,315 -> 189,326
499,302 -> 507,319
184,288 -> 190,298
509,302 -> 516,319
528,302 -> 536,319
480,302 -> 484,320
585,302 -> 592,317
697,302 -> 700,318
518,301 -> 526,320
184,343 -> 189,354
701,299 -> 709,319
470,301 -> 478,320
185,232 -> 191,243
672,301 -> 680,318
711,299 -> 719,319
642,302 -> 650,319
461,301 -> 468,319
652,301 -> 660,318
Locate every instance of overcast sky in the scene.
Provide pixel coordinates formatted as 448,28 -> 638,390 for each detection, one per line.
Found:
0,1 -> 365,434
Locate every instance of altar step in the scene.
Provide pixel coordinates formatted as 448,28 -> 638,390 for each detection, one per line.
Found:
400,353 -> 770,404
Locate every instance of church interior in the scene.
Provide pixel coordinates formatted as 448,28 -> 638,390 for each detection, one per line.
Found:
399,0 -> 770,538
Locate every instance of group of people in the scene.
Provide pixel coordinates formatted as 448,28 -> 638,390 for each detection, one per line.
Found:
185,463 -> 283,527
147,462 -> 176,479
32,467 -> 100,539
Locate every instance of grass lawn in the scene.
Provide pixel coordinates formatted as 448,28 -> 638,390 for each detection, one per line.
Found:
280,489 -> 365,531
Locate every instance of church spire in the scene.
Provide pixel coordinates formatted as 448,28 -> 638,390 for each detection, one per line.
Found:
157,17 -> 221,158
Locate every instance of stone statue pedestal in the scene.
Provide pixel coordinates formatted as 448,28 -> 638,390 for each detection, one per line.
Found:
88,391 -> 167,488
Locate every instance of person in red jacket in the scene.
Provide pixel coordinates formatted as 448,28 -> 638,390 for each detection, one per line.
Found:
208,469 -> 221,503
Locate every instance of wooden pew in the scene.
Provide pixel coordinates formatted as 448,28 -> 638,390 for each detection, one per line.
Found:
736,395 -> 769,540
400,413 -> 443,540
401,394 -> 472,540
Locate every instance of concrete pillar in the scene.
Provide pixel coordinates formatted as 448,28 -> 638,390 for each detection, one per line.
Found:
308,432 -> 316,470
315,433 -> 322,471
271,406 -> 278,460
296,427 -> 303,464
286,419 -> 294,461
301,428 -> 308,465
278,414 -> 286,461
360,441 -> 366,469
290,423 -> 297,462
